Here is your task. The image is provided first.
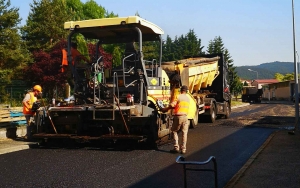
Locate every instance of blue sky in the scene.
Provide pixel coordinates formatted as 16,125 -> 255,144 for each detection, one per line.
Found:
10,0 -> 300,67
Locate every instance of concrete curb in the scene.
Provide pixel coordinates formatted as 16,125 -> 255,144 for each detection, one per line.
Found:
0,144 -> 30,155
224,130 -> 278,188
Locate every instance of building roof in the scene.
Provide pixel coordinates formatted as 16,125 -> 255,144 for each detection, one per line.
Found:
254,79 -> 279,84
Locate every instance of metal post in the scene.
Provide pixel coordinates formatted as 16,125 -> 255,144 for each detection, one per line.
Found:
296,50 -> 299,75
292,0 -> 299,131
10,87 -> 12,106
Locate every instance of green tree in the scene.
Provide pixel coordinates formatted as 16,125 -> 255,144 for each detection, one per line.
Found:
207,36 -> 242,95
82,0 -> 106,19
0,0 -> 31,102
66,0 -> 84,21
207,36 -> 225,54
243,81 -> 248,86
283,73 -> 294,81
232,77 -> 243,98
162,30 -> 204,62
274,73 -> 284,81
143,41 -> 160,62
112,46 -> 122,68
66,0 -> 117,21
162,35 -> 175,62
184,29 -> 204,57
21,0 -> 73,53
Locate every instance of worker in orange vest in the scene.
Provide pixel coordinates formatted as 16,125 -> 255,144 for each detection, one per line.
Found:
161,85 -> 190,154
61,43 -> 90,89
22,85 -> 42,140
61,42 -> 90,72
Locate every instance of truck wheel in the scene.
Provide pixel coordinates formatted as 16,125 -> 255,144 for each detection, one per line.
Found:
224,102 -> 230,119
241,96 -> 245,102
190,108 -> 199,129
208,104 -> 216,123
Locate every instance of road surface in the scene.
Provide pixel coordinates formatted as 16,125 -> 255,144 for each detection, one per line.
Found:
0,102 -> 294,187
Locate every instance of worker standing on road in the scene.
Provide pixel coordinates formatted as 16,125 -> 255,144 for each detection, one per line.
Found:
162,85 -> 190,154
22,85 -> 42,140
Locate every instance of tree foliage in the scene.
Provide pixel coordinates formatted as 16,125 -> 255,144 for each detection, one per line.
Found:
274,72 -> 294,81
162,29 -> 204,62
21,0 -> 73,53
284,73 -> 294,81
23,40 -> 68,98
87,43 -> 112,69
274,73 -> 284,81
22,40 -> 113,99
0,0 -> 31,101
112,46 -> 122,68
66,0 -> 117,21
207,36 -> 243,95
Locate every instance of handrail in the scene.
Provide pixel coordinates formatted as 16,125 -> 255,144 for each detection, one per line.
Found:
176,156 -> 218,188
93,56 -> 103,104
144,59 -> 157,77
113,72 -> 119,100
122,53 -> 138,88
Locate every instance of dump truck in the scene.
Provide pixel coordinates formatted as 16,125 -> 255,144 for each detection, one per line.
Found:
242,86 -> 262,103
32,16 -> 231,147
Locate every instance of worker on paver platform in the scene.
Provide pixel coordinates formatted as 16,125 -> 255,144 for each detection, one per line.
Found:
22,85 -> 42,140
162,85 -> 190,154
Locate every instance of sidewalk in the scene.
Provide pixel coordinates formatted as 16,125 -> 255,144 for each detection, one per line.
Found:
0,126 -> 32,155
0,137 -> 33,155
226,129 -> 300,188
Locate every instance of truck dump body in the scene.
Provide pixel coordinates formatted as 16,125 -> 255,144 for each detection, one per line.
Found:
162,57 -> 219,93
242,86 -> 262,103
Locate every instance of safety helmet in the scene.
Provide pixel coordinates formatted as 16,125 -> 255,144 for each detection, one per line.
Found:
33,85 -> 42,92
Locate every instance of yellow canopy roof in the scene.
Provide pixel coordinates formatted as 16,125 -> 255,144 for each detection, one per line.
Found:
64,16 -> 164,43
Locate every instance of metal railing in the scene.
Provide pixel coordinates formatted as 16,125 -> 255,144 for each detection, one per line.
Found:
176,155 -> 218,188
122,53 -> 138,88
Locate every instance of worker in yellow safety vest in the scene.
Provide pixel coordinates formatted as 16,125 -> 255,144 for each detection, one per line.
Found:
22,85 -> 42,140
161,85 -> 190,154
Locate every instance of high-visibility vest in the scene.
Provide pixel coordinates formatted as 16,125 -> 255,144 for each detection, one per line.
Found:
23,92 -> 37,115
61,49 -> 68,73
172,94 -> 190,115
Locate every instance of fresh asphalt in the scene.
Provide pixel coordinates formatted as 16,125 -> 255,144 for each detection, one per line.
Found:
0,102 -> 300,188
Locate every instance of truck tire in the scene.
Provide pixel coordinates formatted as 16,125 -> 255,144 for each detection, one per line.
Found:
242,95 -> 245,102
208,103 -> 216,123
224,102 -> 230,119
190,108 -> 199,129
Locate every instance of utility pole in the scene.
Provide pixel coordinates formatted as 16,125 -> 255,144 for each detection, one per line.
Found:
292,0 -> 299,133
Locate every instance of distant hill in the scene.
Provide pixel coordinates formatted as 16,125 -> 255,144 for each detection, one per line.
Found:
235,61 -> 296,80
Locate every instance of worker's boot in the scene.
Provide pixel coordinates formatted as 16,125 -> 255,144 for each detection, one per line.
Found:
170,146 -> 180,153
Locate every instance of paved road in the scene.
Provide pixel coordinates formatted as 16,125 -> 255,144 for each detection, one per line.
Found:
0,103 -> 284,187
